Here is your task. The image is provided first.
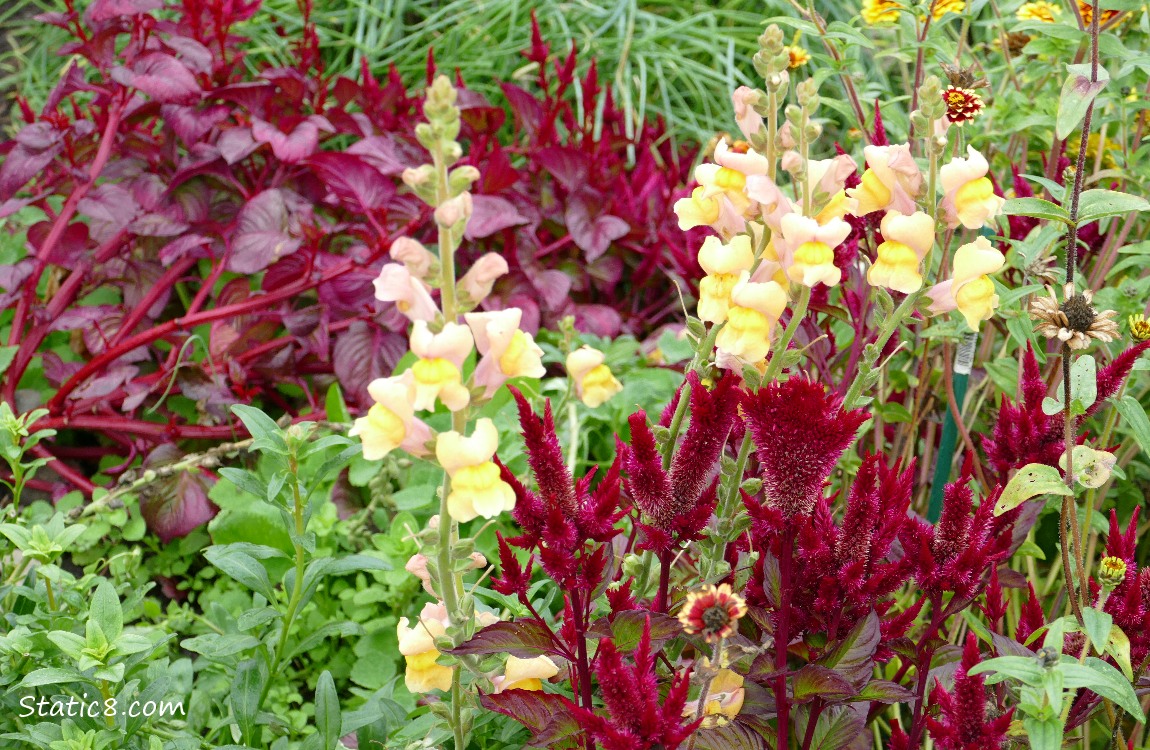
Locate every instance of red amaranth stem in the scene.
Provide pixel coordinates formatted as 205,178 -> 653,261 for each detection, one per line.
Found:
655,550 -> 672,614
570,587 -> 594,750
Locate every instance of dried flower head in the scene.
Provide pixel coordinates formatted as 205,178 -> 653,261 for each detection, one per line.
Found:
1130,314 -> 1150,341
942,86 -> 985,126
1098,555 -> 1128,591
1017,0 -> 1060,22
939,62 -> 988,90
998,31 -> 1031,55
679,584 -> 747,642
1030,283 -> 1119,350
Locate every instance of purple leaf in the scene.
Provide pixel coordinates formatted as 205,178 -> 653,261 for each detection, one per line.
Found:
71,364 -> 139,400
164,36 -> 213,74
84,0 -> 163,22
162,104 -> 230,146
217,127 -> 259,164
573,304 -> 622,337
111,54 -> 201,104
140,468 -> 219,543
534,147 -> 588,192
228,189 -> 301,273
792,665 -> 855,704
77,183 -> 139,230
448,620 -> 564,659
564,195 -> 629,262
305,152 -> 396,211
252,118 -> 321,163
346,136 -> 405,175
533,269 -> 571,310
0,123 -> 64,202
692,723 -> 772,750
158,233 -> 212,266
479,691 -> 580,748
332,321 -> 406,406
464,194 -> 529,239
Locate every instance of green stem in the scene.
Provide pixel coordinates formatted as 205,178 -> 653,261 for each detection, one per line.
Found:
842,291 -> 920,410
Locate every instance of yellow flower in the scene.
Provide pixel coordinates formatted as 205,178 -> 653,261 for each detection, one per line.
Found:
846,144 -> 923,216
566,346 -> 623,408
492,655 -> 560,693
436,418 -> 516,522
786,45 -> 810,68
940,146 -> 1005,230
1077,0 -> 1120,25
925,236 -> 1006,330
1098,556 -> 1128,591
779,213 -> 852,288
862,0 -> 901,25
1016,0 -> 1060,22
465,308 -> 546,398
931,0 -> 965,20
397,602 -> 453,693
674,186 -> 723,230
1129,314 -> 1150,341
349,372 -> 434,460
683,669 -> 746,728
409,321 -> 474,412
697,235 -> 756,323
714,273 -> 788,362
868,210 -> 935,294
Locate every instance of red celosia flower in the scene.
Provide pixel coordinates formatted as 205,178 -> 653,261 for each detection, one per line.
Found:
1100,508 -> 1150,667
982,341 -> 1150,482
942,86 -> 985,126
678,584 -> 747,642
899,461 -> 1017,601
562,618 -> 701,749
744,454 -> 914,641
1015,582 -> 1047,650
741,377 -> 869,518
623,373 -> 738,552
926,634 -> 1014,749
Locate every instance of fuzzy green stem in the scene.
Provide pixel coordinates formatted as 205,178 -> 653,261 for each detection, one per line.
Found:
843,291 -> 920,410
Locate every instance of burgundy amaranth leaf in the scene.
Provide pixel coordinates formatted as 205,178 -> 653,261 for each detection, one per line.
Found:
228,188 -> 302,274
252,117 -> 322,163
741,377 -> 869,518
306,151 -> 396,210
140,466 -> 219,543
84,0 -> 163,22
111,53 -> 201,104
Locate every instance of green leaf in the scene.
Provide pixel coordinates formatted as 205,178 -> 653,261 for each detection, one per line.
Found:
1069,355 -> 1097,413
231,404 -> 286,454
0,346 -> 17,379
1056,63 -> 1109,140
1003,197 -> 1070,225
90,579 -> 124,642
1061,658 -> 1143,718
995,463 -> 1073,516
21,667 -> 89,687
231,658 -> 268,746
47,631 -> 86,660
856,680 -> 914,703
1114,395 -> 1150,454
204,545 -> 276,601
586,610 -> 681,653
1107,625 -> 1134,681
1023,716 -> 1065,750
1076,189 -> 1150,225
218,468 -> 269,502
1081,607 -> 1113,654
817,610 -> 879,683
325,382 -> 351,424
793,665 -> 854,703
969,655 -> 1046,684
314,671 -> 341,750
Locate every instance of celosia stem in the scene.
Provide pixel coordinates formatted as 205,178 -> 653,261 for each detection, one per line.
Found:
655,551 -> 672,613
775,535 -> 794,750
570,588 -> 594,750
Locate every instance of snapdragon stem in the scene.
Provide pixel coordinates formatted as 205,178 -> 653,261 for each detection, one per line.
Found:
842,291 -> 920,410
431,132 -> 468,750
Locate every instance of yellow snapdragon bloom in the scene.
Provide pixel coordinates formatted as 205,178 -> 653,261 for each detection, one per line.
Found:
926,236 -> 1006,330
491,655 -> 560,693
409,321 -> 474,412
397,602 -> 453,693
683,669 -> 745,728
348,372 -> 433,460
779,213 -> 852,288
566,346 -> 623,408
465,308 -> 545,398
436,418 -> 516,522
697,235 -> 755,323
940,146 -> 1006,230
867,210 -> 936,294
715,273 -> 788,362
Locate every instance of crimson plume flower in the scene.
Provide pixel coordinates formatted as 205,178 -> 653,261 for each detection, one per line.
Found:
1100,507 -> 1150,667
562,618 -> 701,750
926,634 -> 1013,749
498,387 -> 625,588
899,461 -> 1017,602
982,341 -> 1150,482
623,372 -> 738,552
1015,582 -> 1047,650
741,377 -> 869,518
744,454 -> 915,641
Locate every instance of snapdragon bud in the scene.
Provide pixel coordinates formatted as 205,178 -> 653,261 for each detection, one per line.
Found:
434,192 -> 473,228
449,165 -> 481,194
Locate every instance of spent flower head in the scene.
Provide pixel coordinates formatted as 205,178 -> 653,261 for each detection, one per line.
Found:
678,584 -> 747,642
1030,283 -> 1119,350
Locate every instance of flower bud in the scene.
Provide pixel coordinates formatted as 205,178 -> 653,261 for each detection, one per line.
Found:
434,191 -> 473,228
1098,556 -> 1128,591
403,164 -> 435,188
449,165 -> 481,194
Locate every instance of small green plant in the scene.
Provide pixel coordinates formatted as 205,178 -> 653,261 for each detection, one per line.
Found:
0,404 -> 55,514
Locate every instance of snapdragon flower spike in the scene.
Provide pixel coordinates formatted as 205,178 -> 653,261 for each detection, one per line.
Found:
741,377 -> 869,519
983,342 -> 1150,481
925,634 -> 1013,750
561,618 -> 700,750
899,462 -> 1017,602
623,373 -> 738,552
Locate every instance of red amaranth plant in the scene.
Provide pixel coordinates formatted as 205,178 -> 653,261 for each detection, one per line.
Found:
0,0 -> 696,533
925,634 -> 1014,750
